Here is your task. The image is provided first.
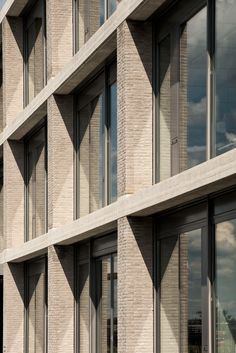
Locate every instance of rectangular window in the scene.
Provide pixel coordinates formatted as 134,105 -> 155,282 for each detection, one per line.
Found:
156,189 -> 236,353
24,0 -> 46,105
76,63 -> 117,218
156,4 -> 207,181
74,0 -> 117,52
25,123 -> 47,241
25,258 -> 47,353
76,234 -> 117,353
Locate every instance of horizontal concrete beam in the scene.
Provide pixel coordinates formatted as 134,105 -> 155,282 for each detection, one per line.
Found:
2,148 -> 236,263
0,0 -> 170,142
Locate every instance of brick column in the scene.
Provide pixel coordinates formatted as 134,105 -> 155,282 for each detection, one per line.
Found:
117,20 -> 153,196
47,94 -> 74,229
118,216 -> 153,353
2,16 -> 23,127
4,140 -> 24,248
48,245 -> 74,353
47,0 -> 73,79
3,263 -> 24,353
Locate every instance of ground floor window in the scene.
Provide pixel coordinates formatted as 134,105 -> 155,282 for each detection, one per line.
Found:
156,189 -> 236,353
25,257 -> 47,353
76,233 -> 117,353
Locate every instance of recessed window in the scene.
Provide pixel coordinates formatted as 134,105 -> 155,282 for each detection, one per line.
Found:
155,0 -> 236,182
74,0 -> 117,52
25,257 -> 47,353
76,63 -> 117,218
25,123 -> 47,241
24,0 -> 46,105
76,234 -> 117,353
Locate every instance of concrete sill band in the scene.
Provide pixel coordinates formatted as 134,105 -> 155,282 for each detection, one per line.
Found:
1,147 -> 236,264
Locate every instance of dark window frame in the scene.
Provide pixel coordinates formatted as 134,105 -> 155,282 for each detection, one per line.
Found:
24,119 -> 48,242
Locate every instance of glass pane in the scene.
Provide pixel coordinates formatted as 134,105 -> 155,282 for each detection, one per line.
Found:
180,229 -> 202,353
108,0 -> 116,17
216,220 -> 236,353
180,7 -> 207,171
27,126 -> 46,240
96,256 -> 111,353
109,82 -> 117,204
78,263 -> 90,353
78,92 -> 105,217
26,0 -> 44,104
27,262 -> 46,353
160,236 -> 179,353
158,35 -> 171,181
215,0 -> 236,156
113,254 -> 117,353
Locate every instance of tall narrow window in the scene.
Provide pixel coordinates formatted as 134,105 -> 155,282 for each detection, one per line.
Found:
76,234 -> 117,353
25,124 -> 47,241
180,8 -> 207,171
215,0 -> 236,156
215,219 -> 236,353
24,0 -> 46,105
95,254 -> 117,353
74,0 -> 117,52
25,258 -> 47,353
77,64 -> 117,218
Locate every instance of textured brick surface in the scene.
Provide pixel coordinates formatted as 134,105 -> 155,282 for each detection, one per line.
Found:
4,140 -> 24,248
47,94 -> 74,229
3,263 -> 24,353
2,16 -> 23,126
118,216 -> 153,353
48,245 -> 74,353
47,0 -> 73,79
117,20 -> 153,196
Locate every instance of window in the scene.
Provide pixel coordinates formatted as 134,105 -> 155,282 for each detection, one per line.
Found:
25,257 -> 47,353
76,233 -> 117,353
76,63 -> 117,218
25,123 -> 47,241
24,0 -> 46,105
155,0 -> 236,182
74,0 -> 117,52
155,189 -> 236,353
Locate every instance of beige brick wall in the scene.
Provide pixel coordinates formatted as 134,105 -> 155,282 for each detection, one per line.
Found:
117,20 -> 153,196
4,140 -> 24,248
47,94 -> 74,229
48,245 -> 74,353
47,0 -> 73,79
3,263 -> 24,353
118,216 -> 153,353
2,16 -> 23,126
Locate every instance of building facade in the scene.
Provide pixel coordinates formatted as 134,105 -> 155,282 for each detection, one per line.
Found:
0,0 -> 235,353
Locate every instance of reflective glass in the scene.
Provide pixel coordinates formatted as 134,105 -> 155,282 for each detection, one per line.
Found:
180,229 -> 202,353
215,0 -> 236,155
216,219 -> 236,353
180,7 -> 207,171
109,82 -> 117,204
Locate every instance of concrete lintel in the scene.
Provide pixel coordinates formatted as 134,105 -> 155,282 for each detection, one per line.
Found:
2,149 -> 236,264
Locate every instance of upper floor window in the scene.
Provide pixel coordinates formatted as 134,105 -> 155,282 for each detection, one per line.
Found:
25,257 -> 47,353
24,0 -> 46,105
74,0 -> 117,52
25,123 -> 47,241
76,233 -> 117,353
155,0 -> 236,182
76,63 -> 117,218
